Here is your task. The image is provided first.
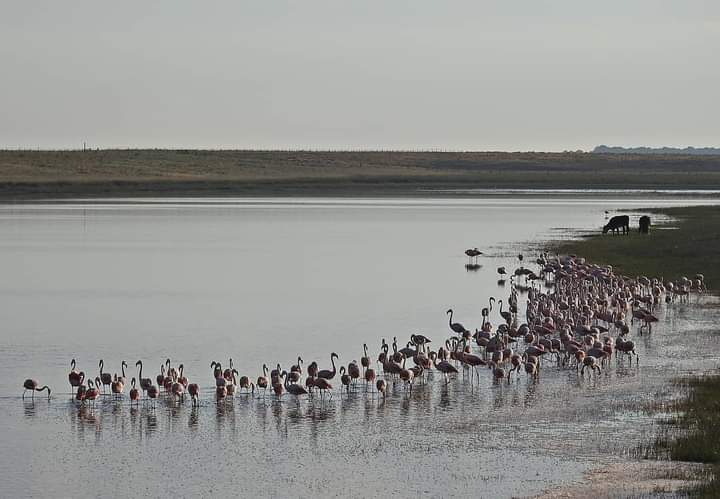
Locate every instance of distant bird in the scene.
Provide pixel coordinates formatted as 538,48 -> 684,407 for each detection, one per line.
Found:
497,267 -> 507,278
517,254 -> 524,262
22,379 -> 51,400
465,248 -> 482,264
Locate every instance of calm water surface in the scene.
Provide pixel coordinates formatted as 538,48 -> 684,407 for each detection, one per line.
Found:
1,196 -> 718,498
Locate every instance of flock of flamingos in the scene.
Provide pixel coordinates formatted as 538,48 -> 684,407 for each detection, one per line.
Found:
22,252 -> 706,410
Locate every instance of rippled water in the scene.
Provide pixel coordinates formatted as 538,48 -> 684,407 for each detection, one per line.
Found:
1,196 -> 718,498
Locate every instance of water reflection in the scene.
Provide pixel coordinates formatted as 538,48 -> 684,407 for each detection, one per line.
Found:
23,400 -> 37,418
2,199 -> 719,498
189,405 -> 199,430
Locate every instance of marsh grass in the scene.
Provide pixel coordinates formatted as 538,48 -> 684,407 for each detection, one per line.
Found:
660,375 -> 720,497
3,150 -> 720,198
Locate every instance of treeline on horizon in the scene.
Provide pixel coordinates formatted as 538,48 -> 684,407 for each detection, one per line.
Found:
593,145 -> 720,155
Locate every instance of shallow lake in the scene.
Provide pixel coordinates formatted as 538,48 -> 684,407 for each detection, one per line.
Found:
1,196 -> 718,498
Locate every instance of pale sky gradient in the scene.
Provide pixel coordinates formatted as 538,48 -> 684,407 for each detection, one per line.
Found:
1,1 -> 719,151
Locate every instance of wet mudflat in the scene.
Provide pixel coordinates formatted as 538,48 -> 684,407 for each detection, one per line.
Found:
0,196 -> 718,498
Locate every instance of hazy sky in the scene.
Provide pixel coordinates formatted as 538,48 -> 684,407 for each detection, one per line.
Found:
1,1 -> 718,151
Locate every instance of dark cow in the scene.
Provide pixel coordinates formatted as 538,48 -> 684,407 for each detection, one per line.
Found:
639,215 -> 651,234
602,215 -> 630,235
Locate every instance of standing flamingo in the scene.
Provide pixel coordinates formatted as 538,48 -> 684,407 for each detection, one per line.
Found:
339,367 -> 351,394
135,360 -> 152,395
118,361 -> 128,385
447,309 -> 469,335
171,378 -> 185,401
238,375 -> 254,394
156,365 -> 165,387
432,353 -> 459,384
216,384 -> 228,402
85,378 -> 100,407
284,371 -> 308,398
188,383 -> 200,406
22,379 -> 51,400
361,344 -> 371,375
256,365 -> 269,397
223,359 -> 234,382
364,366 -> 376,392
75,384 -> 87,402
211,361 -> 223,380
348,360 -> 361,387
111,374 -> 124,398
290,357 -> 303,375
272,375 -> 284,399
498,300 -> 512,325
376,379 -> 387,398
314,377 -> 332,400
178,364 -> 189,388
68,359 -> 84,394
99,360 -> 112,394
317,353 -> 339,380
147,383 -> 159,408
129,378 -> 141,406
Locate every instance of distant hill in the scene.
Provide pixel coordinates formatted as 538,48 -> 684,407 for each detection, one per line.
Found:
593,145 -> 720,155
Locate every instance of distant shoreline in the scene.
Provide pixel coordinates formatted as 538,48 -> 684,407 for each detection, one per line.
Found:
3,150 -> 720,200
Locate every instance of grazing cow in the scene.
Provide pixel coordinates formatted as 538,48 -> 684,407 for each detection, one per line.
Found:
639,215 -> 650,234
602,215 -> 630,235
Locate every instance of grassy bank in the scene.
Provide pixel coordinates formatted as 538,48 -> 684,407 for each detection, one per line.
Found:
2,150 -> 720,199
652,375 -> 720,497
549,205 -> 720,497
551,205 -> 720,290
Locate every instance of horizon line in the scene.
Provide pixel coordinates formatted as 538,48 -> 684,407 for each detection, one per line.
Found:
0,147 -> 591,154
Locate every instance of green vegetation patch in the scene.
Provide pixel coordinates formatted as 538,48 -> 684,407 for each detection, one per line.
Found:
551,206 -> 720,290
